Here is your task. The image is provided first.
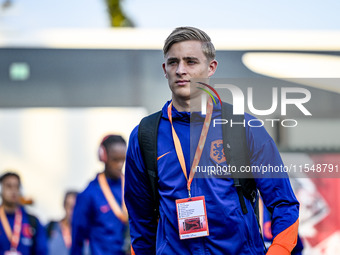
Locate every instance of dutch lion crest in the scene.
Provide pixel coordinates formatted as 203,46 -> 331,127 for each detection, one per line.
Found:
210,140 -> 227,164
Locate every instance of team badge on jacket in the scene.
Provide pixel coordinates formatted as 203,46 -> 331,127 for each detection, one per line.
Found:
210,140 -> 226,164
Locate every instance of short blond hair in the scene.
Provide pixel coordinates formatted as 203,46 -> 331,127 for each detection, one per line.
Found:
163,26 -> 216,61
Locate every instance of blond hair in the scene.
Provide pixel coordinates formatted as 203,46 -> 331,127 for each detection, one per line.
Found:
163,26 -> 216,61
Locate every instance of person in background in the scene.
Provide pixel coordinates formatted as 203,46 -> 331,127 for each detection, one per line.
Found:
0,171 -> 48,255
71,135 -> 128,255
46,191 -> 86,255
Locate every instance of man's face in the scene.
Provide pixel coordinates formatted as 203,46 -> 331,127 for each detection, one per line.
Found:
162,40 -> 217,103
64,193 -> 76,221
1,176 -> 20,206
105,143 -> 127,179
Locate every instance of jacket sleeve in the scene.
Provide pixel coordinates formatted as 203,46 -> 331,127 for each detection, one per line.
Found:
254,141 -> 299,254
70,190 -> 92,255
124,126 -> 158,255
266,219 -> 299,255
246,115 -> 300,254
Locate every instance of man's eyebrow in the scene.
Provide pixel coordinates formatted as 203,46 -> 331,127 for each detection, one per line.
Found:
167,57 -> 179,63
183,57 -> 199,61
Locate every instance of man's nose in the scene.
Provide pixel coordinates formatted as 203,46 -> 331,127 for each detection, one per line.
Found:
176,62 -> 187,76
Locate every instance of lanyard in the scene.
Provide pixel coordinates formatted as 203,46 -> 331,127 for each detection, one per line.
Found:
167,98 -> 213,198
98,173 -> 128,224
60,220 -> 72,249
0,206 -> 22,250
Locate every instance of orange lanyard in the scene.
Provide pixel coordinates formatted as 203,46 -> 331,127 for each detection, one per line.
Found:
98,173 -> 128,224
167,98 -> 213,198
0,206 -> 22,250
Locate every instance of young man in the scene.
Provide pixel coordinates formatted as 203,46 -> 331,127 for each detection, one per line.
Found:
47,191 -> 81,255
71,135 -> 128,255
0,172 -> 47,255
125,27 -> 300,254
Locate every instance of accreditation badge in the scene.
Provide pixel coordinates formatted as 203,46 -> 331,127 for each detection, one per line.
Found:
5,250 -> 22,255
175,196 -> 209,240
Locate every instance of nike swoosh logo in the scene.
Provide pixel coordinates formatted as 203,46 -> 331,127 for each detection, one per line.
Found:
157,151 -> 171,161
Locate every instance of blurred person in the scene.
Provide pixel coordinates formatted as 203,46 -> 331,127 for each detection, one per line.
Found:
124,26 -> 300,254
71,135 -> 128,255
46,191 -> 86,255
0,171 -> 48,255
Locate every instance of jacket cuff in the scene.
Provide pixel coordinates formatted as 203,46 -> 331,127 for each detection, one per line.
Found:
266,244 -> 290,255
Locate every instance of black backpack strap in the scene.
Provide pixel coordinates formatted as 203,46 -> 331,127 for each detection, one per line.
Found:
27,213 -> 38,252
233,178 -> 248,214
221,102 -> 267,253
221,102 -> 257,214
138,110 -> 162,220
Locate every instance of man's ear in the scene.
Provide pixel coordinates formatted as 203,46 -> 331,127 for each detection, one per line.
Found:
162,63 -> 168,79
208,59 -> 218,77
